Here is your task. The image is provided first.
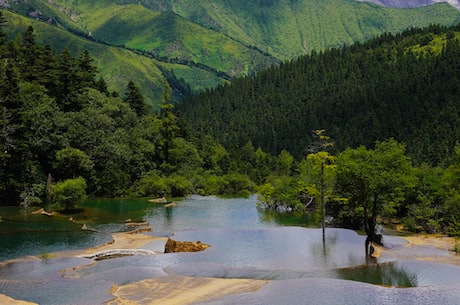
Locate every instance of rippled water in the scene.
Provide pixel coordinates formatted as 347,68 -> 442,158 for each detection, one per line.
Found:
1,195 -> 460,305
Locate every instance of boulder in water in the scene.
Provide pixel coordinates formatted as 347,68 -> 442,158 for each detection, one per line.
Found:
164,238 -> 210,253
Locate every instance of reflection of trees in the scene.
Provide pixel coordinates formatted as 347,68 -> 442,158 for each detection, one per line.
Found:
336,262 -> 418,287
257,209 -> 317,227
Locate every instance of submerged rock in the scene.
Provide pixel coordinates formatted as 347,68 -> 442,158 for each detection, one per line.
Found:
148,197 -> 167,203
164,238 -> 211,253
31,208 -> 54,217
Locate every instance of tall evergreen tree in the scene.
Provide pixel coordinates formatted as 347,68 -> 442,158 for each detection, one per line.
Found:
76,50 -> 97,89
0,11 -> 6,46
123,80 -> 147,116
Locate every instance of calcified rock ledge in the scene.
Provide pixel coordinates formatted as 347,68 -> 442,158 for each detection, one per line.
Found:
0,294 -> 37,305
80,249 -> 157,260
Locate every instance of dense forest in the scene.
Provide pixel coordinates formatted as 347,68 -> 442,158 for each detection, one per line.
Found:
1,11 -> 459,240
178,24 -> 460,166
0,12 -> 282,208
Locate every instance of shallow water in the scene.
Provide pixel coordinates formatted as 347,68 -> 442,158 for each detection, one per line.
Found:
1,195 -> 460,305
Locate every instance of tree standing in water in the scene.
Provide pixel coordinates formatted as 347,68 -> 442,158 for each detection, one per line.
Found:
335,139 -> 416,256
307,130 -> 335,241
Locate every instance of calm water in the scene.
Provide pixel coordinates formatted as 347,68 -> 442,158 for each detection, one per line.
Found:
1,195 -> 460,305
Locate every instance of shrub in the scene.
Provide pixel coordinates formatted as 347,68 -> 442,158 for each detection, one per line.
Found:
51,177 -> 87,211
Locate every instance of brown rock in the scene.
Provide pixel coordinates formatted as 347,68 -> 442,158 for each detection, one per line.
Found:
164,238 -> 211,253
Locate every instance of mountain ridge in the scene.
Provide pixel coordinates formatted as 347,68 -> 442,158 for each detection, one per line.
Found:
2,0 -> 460,105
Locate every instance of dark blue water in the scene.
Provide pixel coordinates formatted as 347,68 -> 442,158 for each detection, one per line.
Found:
1,195 -> 460,305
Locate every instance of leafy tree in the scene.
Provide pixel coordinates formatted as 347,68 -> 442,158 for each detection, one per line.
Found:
165,137 -> 204,176
19,82 -> 64,158
334,139 -> 416,253
402,164 -> 445,233
51,177 -> 87,211
197,134 -> 230,175
442,147 -> 460,236
221,173 -> 253,195
257,176 -> 308,212
62,90 -> 135,195
275,149 -> 295,176
132,171 -> 169,198
54,147 -> 95,180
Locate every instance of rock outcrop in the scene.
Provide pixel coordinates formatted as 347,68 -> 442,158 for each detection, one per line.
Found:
164,238 -> 211,253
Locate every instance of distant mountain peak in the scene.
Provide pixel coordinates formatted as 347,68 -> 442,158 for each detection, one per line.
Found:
355,0 -> 460,9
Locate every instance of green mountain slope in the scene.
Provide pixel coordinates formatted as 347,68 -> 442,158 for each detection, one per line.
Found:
5,0 -> 277,78
2,10 -> 224,104
2,0 -> 460,102
145,0 -> 460,59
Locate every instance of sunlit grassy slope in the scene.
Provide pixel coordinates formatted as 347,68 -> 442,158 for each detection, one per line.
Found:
12,0 -> 459,70
164,0 -> 460,59
3,0 -> 460,103
3,10 -> 222,104
26,0 -> 277,77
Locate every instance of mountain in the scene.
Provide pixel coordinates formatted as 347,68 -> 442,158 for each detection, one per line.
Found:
1,10 -> 224,104
149,0 -> 460,58
2,0 -> 460,105
177,24 -> 460,165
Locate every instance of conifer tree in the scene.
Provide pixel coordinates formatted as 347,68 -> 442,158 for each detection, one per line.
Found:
0,11 -> 6,46
77,50 -> 97,88
123,80 -> 147,116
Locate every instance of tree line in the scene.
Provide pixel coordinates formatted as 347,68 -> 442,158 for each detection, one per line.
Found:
177,23 -> 460,166
257,135 -> 460,244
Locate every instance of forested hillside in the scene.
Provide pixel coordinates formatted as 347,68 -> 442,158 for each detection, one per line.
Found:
0,15 -> 276,206
2,0 -> 460,106
178,24 -> 460,166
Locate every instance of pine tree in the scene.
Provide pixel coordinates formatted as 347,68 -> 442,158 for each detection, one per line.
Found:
76,50 -> 97,88
0,11 -> 6,46
123,80 -> 147,116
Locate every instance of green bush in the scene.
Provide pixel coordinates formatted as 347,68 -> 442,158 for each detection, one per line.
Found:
134,172 -> 170,198
221,173 -> 253,195
199,175 -> 227,195
51,177 -> 87,211
166,175 -> 193,197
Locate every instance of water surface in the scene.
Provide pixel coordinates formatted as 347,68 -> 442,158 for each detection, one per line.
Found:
1,195 -> 460,305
